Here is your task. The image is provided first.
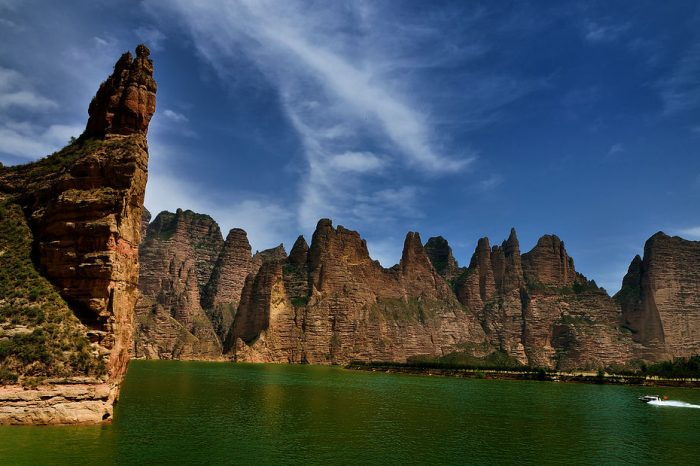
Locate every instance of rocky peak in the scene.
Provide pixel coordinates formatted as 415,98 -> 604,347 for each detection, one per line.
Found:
400,232 -> 430,271
521,234 -> 576,288
288,235 -> 309,267
618,232 -> 700,358
620,255 -> 643,291
456,237 -> 496,307
141,207 -> 152,239
202,228 -> 255,311
83,44 -> 157,139
399,231 -> 453,299
145,210 -> 224,292
308,219 -> 372,271
254,244 -> 288,264
0,44 -> 155,424
491,227 -> 523,292
424,236 -> 459,280
504,228 -> 519,253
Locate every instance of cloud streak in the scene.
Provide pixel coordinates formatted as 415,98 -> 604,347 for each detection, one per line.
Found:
144,0 -> 486,233
677,226 -> 700,239
659,43 -> 700,115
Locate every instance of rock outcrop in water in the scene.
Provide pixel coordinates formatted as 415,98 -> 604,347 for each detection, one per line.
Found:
0,45 -> 155,424
616,233 -> 700,360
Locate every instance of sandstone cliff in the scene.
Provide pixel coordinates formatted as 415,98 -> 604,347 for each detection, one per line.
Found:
0,45 -> 155,424
133,209 -> 223,360
229,219 -> 489,364
133,209 -> 290,359
451,230 -> 637,369
616,232 -> 700,360
134,205 -> 700,370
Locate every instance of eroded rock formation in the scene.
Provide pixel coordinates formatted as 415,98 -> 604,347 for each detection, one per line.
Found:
616,233 -> 700,360
134,210 -> 223,359
84,44 -> 157,138
0,45 -> 155,424
134,205 -> 699,371
230,220 -> 489,364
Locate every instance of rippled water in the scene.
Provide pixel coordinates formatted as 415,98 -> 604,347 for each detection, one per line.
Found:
2,361 -> 700,465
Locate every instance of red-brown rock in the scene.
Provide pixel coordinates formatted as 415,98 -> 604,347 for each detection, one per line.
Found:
617,232 -> 700,359
83,44 -> 157,138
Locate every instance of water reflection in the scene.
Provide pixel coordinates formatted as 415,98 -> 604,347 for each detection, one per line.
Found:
1,361 -> 698,465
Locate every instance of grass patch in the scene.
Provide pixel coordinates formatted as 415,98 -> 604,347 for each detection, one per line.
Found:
290,296 -> 309,307
369,297 -> 441,323
0,197 -> 105,384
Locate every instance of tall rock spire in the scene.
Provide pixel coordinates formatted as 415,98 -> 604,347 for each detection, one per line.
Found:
83,44 -> 157,138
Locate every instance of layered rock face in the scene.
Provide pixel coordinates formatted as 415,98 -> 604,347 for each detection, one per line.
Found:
135,207 -> 698,369
230,220 -> 488,364
451,230 -> 636,369
202,229 -> 260,341
616,233 -> 700,359
425,236 -> 460,282
522,235 -> 577,288
134,210 -> 224,359
133,209 -> 287,359
0,45 -> 154,424
84,44 -> 157,138
454,230 -> 528,363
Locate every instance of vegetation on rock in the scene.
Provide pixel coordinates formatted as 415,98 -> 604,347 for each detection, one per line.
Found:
0,197 -> 105,384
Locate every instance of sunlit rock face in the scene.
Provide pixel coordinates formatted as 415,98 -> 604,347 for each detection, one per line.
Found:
617,233 -> 700,360
0,45 -> 155,424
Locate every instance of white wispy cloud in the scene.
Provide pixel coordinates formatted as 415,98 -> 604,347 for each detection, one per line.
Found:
479,174 -> 503,191
145,159 -> 293,250
0,66 -> 80,160
659,42 -> 700,115
327,151 -> 386,173
0,0 -> 19,11
0,66 -> 57,110
144,0 -> 484,233
608,143 -> 624,156
677,226 -> 700,239
0,122 -> 82,159
365,236 -> 403,268
583,20 -> 629,43
0,16 -> 20,30
162,109 -> 189,123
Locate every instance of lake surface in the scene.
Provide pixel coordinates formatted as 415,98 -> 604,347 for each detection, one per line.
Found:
1,361 -> 700,465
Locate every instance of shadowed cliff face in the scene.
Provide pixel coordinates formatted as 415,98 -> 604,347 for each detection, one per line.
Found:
448,230 -> 637,369
617,233 -> 700,359
0,45 -> 155,424
133,209 -> 288,359
134,210 -> 223,360
135,209 -> 698,370
230,219 -> 489,364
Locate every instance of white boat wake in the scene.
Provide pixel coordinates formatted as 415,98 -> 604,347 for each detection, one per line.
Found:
648,400 -> 700,409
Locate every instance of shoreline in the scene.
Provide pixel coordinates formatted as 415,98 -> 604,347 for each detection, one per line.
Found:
345,364 -> 700,388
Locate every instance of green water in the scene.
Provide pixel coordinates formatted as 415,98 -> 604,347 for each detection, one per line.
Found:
1,361 -> 699,465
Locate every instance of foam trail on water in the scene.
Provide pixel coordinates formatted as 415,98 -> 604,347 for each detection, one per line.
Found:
648,400 -> 700,409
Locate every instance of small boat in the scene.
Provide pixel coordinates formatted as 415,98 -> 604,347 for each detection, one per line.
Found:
639,395 -> 661,403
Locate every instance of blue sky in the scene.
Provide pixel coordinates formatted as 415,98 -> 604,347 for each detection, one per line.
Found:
1,1 -> 699,293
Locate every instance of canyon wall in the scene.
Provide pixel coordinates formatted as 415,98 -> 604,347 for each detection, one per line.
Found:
616,232 -> 700,360
135,211 -> 698,371
0,45 -> 155,424
133,210 -> 281,360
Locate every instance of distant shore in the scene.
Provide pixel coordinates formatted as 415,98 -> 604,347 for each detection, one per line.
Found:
345,363 -> 700,388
